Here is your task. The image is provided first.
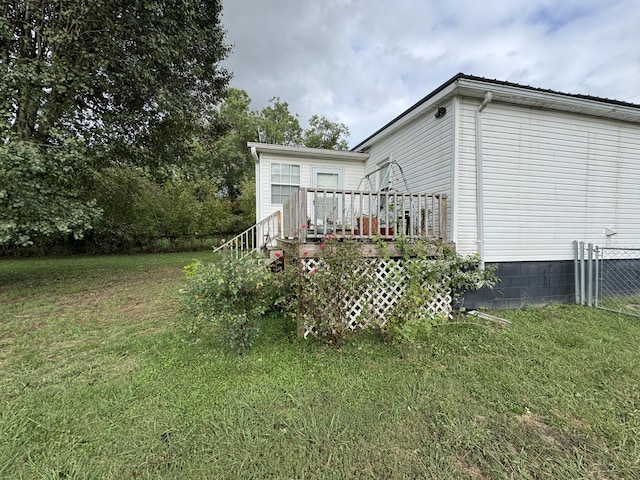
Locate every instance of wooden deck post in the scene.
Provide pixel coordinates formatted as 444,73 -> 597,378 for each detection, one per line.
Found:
299,188 -> 307,242
439,194 -> 448,243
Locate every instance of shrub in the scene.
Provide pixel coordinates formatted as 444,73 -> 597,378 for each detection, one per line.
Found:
278,236 -> 497,347
282,236 -> 373,347
179,237 -> 497,350
180,253 -> 277,351
384,240 -> 497,342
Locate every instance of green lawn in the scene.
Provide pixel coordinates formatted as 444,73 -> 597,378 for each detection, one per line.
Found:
1,253 -> 639,479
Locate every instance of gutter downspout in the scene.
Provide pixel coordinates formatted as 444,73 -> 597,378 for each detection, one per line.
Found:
451,97 -> 460,247
475,91 -> 493,267
250,146 -> 261,224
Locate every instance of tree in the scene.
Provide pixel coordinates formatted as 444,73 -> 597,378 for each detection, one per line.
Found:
257,97 -> 303,146
152,90 -> 352,199
303,114 -> 350,150
2,0 -> 230,148
0,0 -> 231,246
0,137 -> 101,247
255,98 -> 349,150
209,88 -> 260,198
209,93 -> 351,204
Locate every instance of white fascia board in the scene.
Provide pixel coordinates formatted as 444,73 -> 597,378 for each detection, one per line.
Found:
355,77 -> 640,153
354,82 -> 459,151
247,142 -> 369,162
456,78 -> 640,124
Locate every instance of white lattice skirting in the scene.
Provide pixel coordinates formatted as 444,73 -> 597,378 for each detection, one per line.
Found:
300,258 -> 452,338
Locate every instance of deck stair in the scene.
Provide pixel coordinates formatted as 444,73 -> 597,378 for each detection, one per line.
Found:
213,211 -> 281,259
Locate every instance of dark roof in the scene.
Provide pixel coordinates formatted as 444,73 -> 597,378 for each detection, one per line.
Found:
351,73 -> 640,152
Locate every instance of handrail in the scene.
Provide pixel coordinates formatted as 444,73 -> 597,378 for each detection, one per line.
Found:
213,211 -> 282,258
282,188 -> 448,242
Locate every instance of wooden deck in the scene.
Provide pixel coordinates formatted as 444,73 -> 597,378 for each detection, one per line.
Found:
282,188 -> 448,243
277,237 -> 451,260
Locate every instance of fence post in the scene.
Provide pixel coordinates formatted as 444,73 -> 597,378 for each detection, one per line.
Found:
573,240 -> 580,304
587,243 -> 593,307
276,210 -> 282,238
299,189 -> 307,242
579,241 -> 586,305
594,246 -> 600,306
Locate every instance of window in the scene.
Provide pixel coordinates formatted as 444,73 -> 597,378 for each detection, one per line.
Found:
315,172 -> 339,189
271,163 -> 300,204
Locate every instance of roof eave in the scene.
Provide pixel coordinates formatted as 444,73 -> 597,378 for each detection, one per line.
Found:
351,73 -> 464,152
248,142 -> 369,162
456,77 -> 640,124
351,73 -> 640,152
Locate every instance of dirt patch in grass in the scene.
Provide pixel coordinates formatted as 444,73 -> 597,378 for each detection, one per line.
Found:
515,410 -> 614,480
391,445 -> 420,464
517,411 -> 565,448
454,459 -> 486,479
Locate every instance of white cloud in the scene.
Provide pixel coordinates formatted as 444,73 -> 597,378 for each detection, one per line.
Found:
221,0 -> 640,147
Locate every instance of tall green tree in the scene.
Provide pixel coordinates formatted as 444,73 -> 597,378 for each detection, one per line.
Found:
2,0 -> 230,150
210,88 -> 259,198
208,92 -> 352,202
0,0 -> 231,247
257,97 -> 303,146
303,114 -> 350,150
254,98 -> 349,150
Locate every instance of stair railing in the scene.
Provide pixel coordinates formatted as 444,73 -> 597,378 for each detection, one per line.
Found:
213,211 -> 281,258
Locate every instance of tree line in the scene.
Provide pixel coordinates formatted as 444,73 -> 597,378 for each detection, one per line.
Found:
0,1 -> 349,255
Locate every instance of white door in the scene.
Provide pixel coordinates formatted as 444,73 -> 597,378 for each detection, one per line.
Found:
312,168 -> 344,228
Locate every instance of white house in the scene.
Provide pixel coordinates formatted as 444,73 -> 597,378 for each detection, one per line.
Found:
250,74 -> 640,308
248,142 -> 368,227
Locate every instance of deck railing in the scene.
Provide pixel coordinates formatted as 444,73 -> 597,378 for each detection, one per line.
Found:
282,188 -> 447,242
213,211 -> 281,257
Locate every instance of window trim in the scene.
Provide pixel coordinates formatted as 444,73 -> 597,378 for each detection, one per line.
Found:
270,162 -> 301,204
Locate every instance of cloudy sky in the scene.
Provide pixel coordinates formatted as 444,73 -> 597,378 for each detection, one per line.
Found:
220,0 -> 640,148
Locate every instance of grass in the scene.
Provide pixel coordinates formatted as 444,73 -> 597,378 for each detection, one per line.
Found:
1,253 -> 639,479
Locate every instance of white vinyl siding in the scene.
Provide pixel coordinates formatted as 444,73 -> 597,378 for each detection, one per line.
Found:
458,99 -> 640,262
365,102 -> 454,194
257,153 -> 365,223
255,83 -> 640,266
363,101 -> 455,239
